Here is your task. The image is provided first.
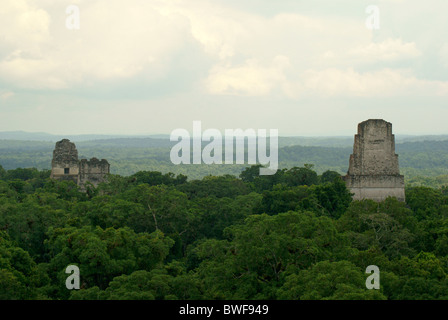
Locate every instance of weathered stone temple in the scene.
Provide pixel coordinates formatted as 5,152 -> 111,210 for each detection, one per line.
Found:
50,139 -> 110,187
344,119 -> 405,202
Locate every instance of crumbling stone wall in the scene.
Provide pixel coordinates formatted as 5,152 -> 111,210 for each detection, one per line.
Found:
344,119 -> 405,202
79,158 -> 110,187
50,139 -> 110,188
50,139 -> 79,184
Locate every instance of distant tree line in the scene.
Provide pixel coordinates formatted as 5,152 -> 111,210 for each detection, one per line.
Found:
2,139 -> 448,181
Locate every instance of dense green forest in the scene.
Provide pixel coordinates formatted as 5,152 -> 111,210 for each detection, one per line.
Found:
1,163 -> 448,300
1,137 -> 448,187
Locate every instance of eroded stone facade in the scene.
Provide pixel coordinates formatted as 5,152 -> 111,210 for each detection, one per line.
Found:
344,119 -> 405,202
50,139 -> 110,188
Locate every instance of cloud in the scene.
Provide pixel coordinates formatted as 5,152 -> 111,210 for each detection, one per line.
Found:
348,39 -> 421,62
0,0 -> 197,89
0,55 -> 68,89
295,68 -> 448,98
0,0 -> 51,50
0,0 -> 447,100
206,56 -> 290,96
2,0 -> 448,135
0,90 -> 14,100
207,65 -> 448,98
439,43 -> 448,68
0,0 -> 367,92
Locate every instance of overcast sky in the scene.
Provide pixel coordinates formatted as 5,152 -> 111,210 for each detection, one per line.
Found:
1,0 -> 447,136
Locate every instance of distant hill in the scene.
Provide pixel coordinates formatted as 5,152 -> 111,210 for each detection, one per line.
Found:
1,132 -> 448,180
0,131 -> 170,142
1,131 -> 448,146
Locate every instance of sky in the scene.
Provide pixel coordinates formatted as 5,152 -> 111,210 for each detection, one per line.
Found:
0,0 -> 447,136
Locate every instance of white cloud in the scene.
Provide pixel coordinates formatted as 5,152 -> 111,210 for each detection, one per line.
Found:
206,56 -> 290,96
0,0 -> 371,91
208,65 -> 448,98
296,68 -> 448,98
0,0 -> 195,89
0,0 -> 51,50
439,43 -> 448,68
348,39 -> 421,62
0,55 -> 68,89
2,0 -> 448,135
0,0 -> 447,100
0,90 -> 14,100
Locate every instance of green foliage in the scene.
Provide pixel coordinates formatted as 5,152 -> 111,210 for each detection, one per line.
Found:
283,165 -> 318,187
405,187 -> 448,220
311,177 -> 352,219
278,260 -> 386,300
3,137 -> 448,182
130,171 -> 187,187
43,226 -> 174,299
0,165 -> 5,179
70,262 -> 202,300
178,175 -> 250,199
0,164 -> 448,300
0,231 -> 40,299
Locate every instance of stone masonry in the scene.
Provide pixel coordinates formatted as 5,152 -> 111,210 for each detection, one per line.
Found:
344,119 -> 405,202
50,139 -> 110,188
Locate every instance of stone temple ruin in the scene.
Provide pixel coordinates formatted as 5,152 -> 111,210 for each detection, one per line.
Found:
50,139 -> 110,188
344,119 -> 405,202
